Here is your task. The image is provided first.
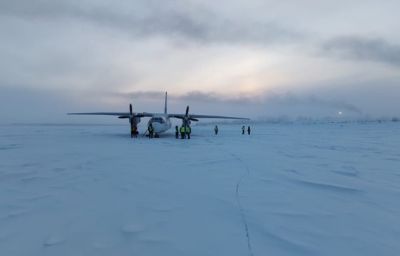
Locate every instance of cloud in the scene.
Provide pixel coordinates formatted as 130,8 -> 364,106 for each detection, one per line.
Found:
266,92 -> 363,114
113,91 -> 166,101
115,90 -> 259,104
0,0 -> 301,45
322,36 -> 400,66
115,90 -> 363,114
170,91 -> 258,105
1,0 -> 399,121
7,83 -> 400,124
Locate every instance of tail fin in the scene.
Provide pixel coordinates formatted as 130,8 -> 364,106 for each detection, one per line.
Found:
164,91 -> 168,114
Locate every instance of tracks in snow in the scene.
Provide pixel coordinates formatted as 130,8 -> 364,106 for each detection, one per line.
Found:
230,153 -> 254,256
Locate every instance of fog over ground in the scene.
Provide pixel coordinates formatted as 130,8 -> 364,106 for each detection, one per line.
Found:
1,0 -> 399,123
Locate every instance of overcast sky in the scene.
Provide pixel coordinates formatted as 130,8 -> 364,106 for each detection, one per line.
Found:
1,0 -> 399,123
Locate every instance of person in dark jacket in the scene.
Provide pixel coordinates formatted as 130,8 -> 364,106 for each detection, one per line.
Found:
242,125 -> 245,135
131,126 -> 136,138
175,125 -> 179,139
214,125 -> 219,135
247,126 -> 251,135
148,124 -> 154,138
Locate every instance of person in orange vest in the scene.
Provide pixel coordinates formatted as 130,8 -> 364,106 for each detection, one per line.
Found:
180,125 -> 186,139
186,125 -> 192,139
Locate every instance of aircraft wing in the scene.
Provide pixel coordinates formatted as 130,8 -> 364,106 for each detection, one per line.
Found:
169,114 -> 249,120
68,112 -> 156,118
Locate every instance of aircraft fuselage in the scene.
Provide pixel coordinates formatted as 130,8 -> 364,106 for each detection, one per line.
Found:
148,114 -> 172,134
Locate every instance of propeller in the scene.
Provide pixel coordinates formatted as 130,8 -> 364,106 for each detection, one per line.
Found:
182,105 -> 198,126
129,104 -> 134,124
128,103 -> 139,137
117,103 -> 141,137
182,106 -> 190,126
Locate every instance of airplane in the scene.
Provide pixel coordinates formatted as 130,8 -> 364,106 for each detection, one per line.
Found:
68,92 -> 249,137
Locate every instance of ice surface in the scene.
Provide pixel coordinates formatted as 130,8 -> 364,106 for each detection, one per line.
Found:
0,122 -> 399,256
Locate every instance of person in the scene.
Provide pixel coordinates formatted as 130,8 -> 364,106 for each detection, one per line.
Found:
180,125 -> 186,139
214,125 -> 219,135
247,126 -> 251,135
131,125 -> 135,138
242,125 -> 245,135
175,125 -> 179,139
186,125 -> 192,139
148,123 -> 154,138
131,126 -> 138,138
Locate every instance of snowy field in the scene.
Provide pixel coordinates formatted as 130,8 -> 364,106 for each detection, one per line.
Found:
1,122 -> 400,256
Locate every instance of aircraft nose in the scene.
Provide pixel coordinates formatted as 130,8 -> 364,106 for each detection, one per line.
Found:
151,122 -> 162,130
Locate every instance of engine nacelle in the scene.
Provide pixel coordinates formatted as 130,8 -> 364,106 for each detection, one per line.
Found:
182,119 -> 191,126
130,117 -> 141,125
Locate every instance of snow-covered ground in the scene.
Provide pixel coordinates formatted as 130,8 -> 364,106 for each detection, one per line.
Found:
1,122 -> 399,256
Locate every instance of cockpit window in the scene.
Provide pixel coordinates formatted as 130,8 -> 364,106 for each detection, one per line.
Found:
153,117 -> 165,123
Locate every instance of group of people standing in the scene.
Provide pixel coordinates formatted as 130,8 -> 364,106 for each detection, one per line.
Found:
143,124 -> 251,139
213,125 -> 251,135
242,125 -> 251,135
176,125 -> 251,138
214,125 -> 251,135
175,125 -> 192,139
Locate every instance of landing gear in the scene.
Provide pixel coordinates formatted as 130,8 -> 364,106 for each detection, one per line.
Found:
130,124 -> 138,138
